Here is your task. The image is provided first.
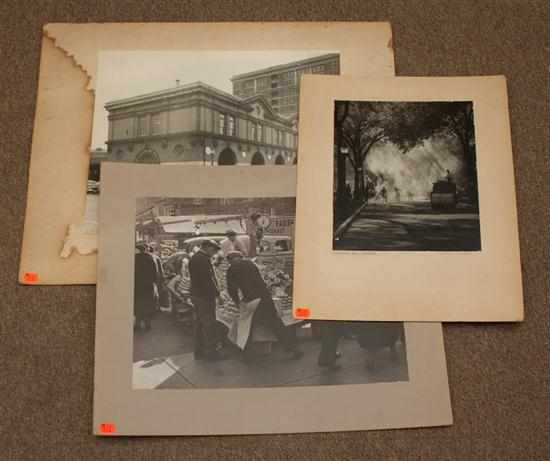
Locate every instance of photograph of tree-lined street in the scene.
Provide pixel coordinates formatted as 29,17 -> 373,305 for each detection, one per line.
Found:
333,100 -> 481,251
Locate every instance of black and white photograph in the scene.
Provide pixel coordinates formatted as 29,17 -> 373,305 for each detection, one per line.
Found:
333,100 -> 481,251
133,196 -> 408,389
72,50 -> 340,259
83,51 -> 340,233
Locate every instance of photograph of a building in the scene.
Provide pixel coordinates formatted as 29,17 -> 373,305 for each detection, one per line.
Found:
92,51 -> 340,169
105,82 -> 298,166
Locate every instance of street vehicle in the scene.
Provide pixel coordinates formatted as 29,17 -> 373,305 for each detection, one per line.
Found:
182,236 -> 227,253
258,235 -> 293,254
430,180 -> 457,210
87,180 -> 100,194
182,234 -> 292,255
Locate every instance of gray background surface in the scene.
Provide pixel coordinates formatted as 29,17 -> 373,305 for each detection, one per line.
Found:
1,1 -> 549,459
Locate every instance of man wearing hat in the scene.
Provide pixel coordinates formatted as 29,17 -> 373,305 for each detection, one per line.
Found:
220,229 -> 248,257
134,241 -> 158,331
226,251 -> 303,360
188,239 -> 226,361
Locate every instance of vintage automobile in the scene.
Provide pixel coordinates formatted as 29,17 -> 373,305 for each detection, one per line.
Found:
86,180 -> 100,194
182,234 -> 292,255
257,235 -> 293,254
430,180 -> 457,210
181,235 -> 227,254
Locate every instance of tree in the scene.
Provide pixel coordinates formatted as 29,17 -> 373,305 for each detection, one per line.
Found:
339,102 -> 390,200
334,101 -> 350,199
384,101 -> 477,201
338,101 -> 478,204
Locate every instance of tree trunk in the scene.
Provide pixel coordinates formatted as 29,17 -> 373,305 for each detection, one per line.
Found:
353,168 -> 365,201
335,102 -> 349,202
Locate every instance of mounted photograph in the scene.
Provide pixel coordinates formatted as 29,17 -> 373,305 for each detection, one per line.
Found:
19,22 -> 396,285
333,100 -> 481,251
294,75 -> 523,322
93,164 -> 452,435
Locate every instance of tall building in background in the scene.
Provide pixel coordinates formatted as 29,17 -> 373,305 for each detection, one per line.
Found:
231,53 -> 340,117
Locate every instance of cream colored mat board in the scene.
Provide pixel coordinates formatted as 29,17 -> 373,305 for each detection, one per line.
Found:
294,75 -> 523,322
19,22 -> 395,285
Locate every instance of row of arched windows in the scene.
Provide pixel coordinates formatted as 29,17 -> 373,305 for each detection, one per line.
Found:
118,146 -> 296,165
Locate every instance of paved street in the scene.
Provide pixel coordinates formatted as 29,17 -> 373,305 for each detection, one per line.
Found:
133,311 -> 409,389
334,200 -> 481,251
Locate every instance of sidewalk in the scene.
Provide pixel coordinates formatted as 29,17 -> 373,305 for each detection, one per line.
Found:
334,201 -> 481,251
133,336 -> 409,390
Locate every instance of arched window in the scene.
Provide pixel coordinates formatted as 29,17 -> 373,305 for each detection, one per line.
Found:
135,148 -> 160,164
275,154 -> 285,165
218,148 -> 237,166
251,151 -> 265,165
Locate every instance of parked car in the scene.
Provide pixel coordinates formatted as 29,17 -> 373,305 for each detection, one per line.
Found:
182,234 -> 292,256
182,236 -> 227,254
258,235 -> 293,254
87,180 -> 100,194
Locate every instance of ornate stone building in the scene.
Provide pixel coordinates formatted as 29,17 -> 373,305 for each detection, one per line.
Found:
105,82 -> 298,166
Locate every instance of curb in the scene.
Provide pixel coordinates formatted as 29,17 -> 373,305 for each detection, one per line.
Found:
333,201 -> 369,239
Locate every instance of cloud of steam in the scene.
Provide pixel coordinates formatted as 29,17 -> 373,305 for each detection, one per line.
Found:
365,136 -> 464,201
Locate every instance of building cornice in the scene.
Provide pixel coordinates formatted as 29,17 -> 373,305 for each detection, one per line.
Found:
230,53 -> 340,82
106,81 -> 294,127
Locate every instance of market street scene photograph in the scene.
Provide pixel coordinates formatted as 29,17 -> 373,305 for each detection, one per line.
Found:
132,197 -> 409,389
333,100 -> 481,251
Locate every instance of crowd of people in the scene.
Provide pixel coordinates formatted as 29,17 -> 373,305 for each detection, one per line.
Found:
134,231 -> 405,371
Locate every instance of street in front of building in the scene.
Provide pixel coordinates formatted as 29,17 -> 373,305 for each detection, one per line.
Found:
334,201 -> 481,251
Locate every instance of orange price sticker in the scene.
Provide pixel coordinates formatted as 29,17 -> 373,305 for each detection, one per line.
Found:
294,307 -> 311,318
99,423 -> 116,434
23,272 -> 39,283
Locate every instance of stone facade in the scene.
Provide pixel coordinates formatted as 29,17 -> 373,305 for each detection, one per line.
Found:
105,82 -> 297,166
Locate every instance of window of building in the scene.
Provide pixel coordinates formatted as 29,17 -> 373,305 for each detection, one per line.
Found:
164,205 -> 176,216
218,113 -> 226,134
138,116 -> 148,136
228,115 -> 235,136
280,71 -> 296,85
250,123 -> 257,141
257,123 -> 263,142
256,77 -> 268,90
151,113 -> 162,135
